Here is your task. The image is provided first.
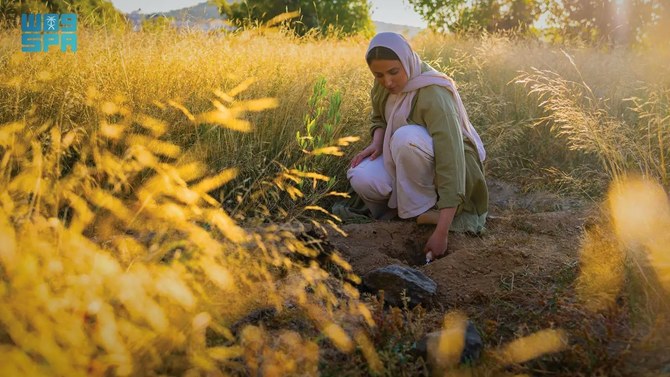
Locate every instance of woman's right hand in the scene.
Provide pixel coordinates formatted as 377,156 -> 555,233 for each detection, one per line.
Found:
350,143 -> 382,168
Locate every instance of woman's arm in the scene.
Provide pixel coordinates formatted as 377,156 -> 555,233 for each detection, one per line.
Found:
415,86 -> 467,258
416,86 -> 466,209
424,207 -> 457,259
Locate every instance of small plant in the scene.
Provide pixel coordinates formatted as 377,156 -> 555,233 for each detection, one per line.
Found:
297,76 -> 343,153
232,76 -> 356,223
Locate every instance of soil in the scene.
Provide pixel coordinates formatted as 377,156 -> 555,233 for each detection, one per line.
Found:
329,179 -> 590,309
324,179 -> 669,375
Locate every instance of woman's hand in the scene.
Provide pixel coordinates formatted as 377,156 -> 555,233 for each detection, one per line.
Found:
424,229 -> 448,259
350,143 -> 382,168
423,207 -> 457,261
351,128 -> 385,168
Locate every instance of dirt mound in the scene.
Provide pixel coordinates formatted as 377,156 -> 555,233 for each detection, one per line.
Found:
328,179 -> 591,307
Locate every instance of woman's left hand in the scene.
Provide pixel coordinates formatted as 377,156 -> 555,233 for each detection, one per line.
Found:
423,229 -> 448,259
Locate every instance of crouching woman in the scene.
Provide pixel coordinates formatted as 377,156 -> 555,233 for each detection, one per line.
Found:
347,32 -> 488,260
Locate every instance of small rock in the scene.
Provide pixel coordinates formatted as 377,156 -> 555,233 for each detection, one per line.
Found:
413,321 -> 483,367
230,307 -> 277,336
362,265 -> 437,308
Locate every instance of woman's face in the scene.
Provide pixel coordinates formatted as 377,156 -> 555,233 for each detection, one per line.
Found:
369,59 -> 408,94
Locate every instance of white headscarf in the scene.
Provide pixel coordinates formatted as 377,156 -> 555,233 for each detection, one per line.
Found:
367,32 -> 486,163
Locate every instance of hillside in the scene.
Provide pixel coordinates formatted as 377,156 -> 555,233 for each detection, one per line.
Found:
158,1 -> 222,20
127,1 -> 424,36
373,20 -> 423,37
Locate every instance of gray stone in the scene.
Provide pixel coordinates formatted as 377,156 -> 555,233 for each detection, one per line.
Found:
413,321 -> 483,367
229,307 -> 277,336
362,264 -> 437,307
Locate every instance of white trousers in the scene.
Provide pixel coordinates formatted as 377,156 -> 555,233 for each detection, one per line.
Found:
347,125 -> 437,219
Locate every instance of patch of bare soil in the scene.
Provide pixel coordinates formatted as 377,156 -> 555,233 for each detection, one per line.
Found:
329,179 -> 588,307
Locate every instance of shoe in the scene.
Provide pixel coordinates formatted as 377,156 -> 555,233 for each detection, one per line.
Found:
377,208 -> 398,221
331,203 -> 371,223
416,209 -> 440,225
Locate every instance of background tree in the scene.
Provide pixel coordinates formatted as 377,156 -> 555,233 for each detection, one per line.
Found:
545,0 -> 669,45
408,0 -> 669,46
407,0 -> 544,33
641,1 -> 670,46
216,0 -> 373,36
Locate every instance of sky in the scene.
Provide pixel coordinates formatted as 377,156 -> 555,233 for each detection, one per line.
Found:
108,0 -> 428,28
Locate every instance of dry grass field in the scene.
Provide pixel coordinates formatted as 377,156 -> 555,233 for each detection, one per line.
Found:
1,26 -> 669,376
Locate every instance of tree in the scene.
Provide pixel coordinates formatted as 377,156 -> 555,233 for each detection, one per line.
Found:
641,1 -> 670,46
407,0 -> 543,33
545,0 -> 669,45
216,0 -> 373,36
408,0 -> 668,46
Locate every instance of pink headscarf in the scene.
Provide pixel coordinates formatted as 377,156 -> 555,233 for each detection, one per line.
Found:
367,32 -> 486,162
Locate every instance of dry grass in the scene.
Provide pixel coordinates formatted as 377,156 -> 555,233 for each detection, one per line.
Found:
413,32 -> 670,195
1,25 -> 670,375
0,27 -> 372,222
0,28 -> 378,375
2,28 -> 669,199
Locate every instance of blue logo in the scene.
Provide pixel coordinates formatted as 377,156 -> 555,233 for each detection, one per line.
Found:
21,14 -> 78,53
